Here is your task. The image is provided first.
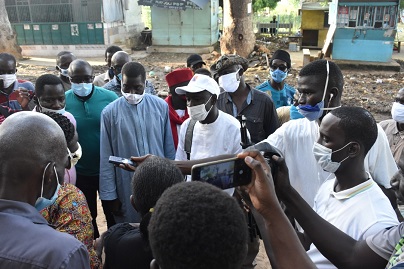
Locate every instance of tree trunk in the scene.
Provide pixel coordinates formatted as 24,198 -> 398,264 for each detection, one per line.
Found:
0,1 -> 22,59
220,0 -> 255,58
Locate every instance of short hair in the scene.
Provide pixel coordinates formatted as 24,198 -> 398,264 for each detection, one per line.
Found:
35,74 -> 64,97
194,68 -> 212,77
105,45 -> 122,58
68,59 -> 93,76
132,156 -> 183,239
149,181 -> 248,269
56,51 -> 73,58
56,51 -> 76,65
299,60 -> 344,93
42,112 -> 75,145
0,53 -> 16,65
121,62 -> 146,81
330,106 -> 377,155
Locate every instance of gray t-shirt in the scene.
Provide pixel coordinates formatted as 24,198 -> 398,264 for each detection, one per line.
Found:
366,222 -> 404,268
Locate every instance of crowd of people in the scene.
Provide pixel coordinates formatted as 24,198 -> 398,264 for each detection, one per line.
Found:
1,45 -> 404,269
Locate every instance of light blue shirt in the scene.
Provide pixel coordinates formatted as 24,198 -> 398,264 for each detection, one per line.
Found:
99,94 -> 175,223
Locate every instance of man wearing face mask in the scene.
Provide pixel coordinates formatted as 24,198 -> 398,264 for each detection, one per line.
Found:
94,45 -> 123,87
253,59 -> 397,209
257,50 -> 297,125
65,59 -> 118,238
0,53 -> 35,114
273,106 -> 399,268
104,51 -> 157,96
256,50 -> 296,109
174,74 -> 242,188
33,74 -> 79,184
380,88 -> 404,163
0,112 -> 90,268
164,68 -> 193,149
56,51 -> 76,91
212,54 -> 279,144
99,62 -> 175,224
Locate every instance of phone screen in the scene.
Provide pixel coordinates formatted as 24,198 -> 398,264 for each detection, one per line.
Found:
191,158 -> 252,189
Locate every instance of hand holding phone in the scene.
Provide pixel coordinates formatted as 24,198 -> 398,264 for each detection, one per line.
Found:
109,156 -> 136,167
191,157 -> 252,190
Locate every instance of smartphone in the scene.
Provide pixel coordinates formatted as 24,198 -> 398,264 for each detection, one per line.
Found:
109,156 -> 136,167
0,79 -> 3,90
191,157 -> 252,190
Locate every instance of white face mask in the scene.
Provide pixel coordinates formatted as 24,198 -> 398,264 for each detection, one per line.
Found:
39,104 -> 66,115
121,88 -> 144,105
312,142 -> 352,173
57,66 -> 69,77
392,102 -> 404,123
68,142 -> 82,167
0,74 -> 17,88
218,69 -> 240,93
187,95 -> 213,122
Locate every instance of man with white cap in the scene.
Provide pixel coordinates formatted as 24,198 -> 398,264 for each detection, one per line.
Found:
175,74 -> 243,184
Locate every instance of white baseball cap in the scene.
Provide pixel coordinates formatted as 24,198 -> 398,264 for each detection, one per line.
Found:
175,74 -> 220,96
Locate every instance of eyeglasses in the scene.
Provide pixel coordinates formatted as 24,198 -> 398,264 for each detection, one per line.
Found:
270,65 -> 288,72
69,75 -> 94,84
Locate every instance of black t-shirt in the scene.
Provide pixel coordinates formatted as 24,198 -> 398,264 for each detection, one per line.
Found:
104,223 -> 153,269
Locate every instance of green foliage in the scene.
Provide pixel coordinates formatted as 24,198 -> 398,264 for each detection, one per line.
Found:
253,0 -> 281,12
401,0 -> 404,9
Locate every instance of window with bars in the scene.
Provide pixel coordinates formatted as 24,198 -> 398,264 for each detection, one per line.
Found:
5,0 -> 101,23
337,5 -> 398,29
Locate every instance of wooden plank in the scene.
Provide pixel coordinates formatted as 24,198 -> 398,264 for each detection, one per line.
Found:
321,24 -> 336,58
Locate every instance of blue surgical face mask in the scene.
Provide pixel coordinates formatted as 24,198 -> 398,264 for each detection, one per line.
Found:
116,73 -> 122,82
35,163 -> 61,211
270,69 -> 288,83
290,105 -> 304,120
297,61 -> 334,121
58,66 -> 69,77
71,82 -> 93,97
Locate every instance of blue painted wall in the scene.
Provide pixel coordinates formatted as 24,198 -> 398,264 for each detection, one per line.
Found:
151,0 -> 219,46
332,28 -> 395,62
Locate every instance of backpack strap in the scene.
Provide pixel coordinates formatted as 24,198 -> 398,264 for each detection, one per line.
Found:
184,119 -> 197,160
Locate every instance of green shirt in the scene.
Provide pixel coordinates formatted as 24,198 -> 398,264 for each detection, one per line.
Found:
65,86 -> 118,176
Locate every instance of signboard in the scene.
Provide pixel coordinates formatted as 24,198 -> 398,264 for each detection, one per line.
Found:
71,24 -> 79,36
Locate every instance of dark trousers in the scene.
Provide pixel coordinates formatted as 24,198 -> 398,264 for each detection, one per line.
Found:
76,174 -> 116,238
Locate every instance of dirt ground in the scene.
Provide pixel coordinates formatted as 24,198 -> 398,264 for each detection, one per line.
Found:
18,47 -> 404,122
15,45 -> 404,269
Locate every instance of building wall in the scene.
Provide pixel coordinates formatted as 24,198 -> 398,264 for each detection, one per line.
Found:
102,0 -> 144,45
151,0 -> 218,47
301,10 -> 329,47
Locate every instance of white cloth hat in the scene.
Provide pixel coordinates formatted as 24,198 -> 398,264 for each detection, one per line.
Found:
175,74 -> 220,96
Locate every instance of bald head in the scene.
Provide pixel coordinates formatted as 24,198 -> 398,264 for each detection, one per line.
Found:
111,51 -> 132,67
68,59 -> 93,77
0,111 -> 67,163
0,112 -> 68,203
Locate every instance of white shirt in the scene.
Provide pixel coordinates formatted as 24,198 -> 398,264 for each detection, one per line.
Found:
175,109 -> 186,135
263,118 -> 396,207
308,176 -> 399,268
176,110 -> 243,195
